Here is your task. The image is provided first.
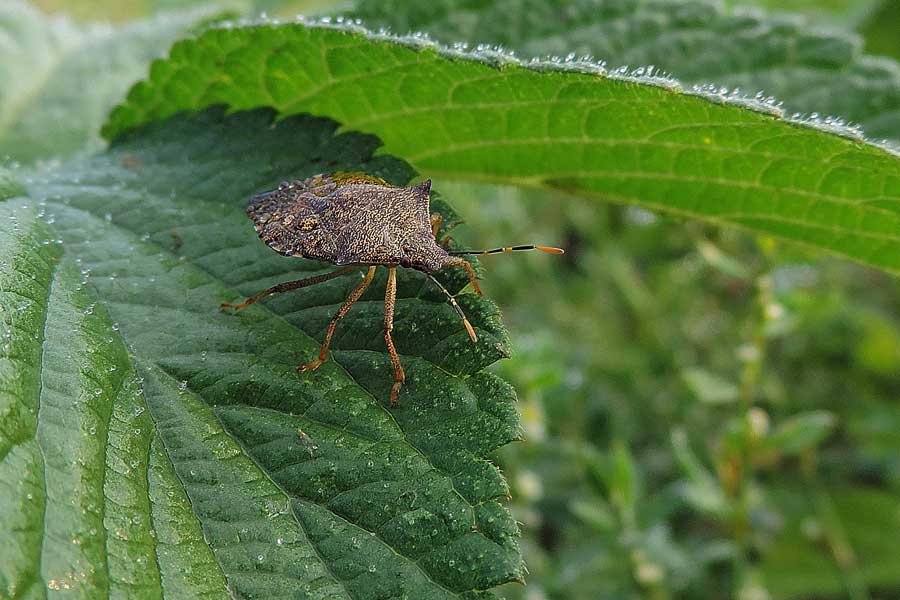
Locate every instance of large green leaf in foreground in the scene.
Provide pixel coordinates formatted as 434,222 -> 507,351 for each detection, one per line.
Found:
0,107 -> 521,598
104,22 -> 900,275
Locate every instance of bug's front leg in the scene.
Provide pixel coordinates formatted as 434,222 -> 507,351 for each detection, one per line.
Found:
444,257 -> 483,296
384,266 -> 405,406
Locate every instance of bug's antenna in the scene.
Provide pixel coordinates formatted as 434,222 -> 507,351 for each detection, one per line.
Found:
426,273 -> 478,343
448,244 -> 564,256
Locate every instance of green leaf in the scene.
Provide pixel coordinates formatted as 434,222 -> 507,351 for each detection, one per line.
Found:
1,107 -> 522,598
761,486 -> 900,598
103,22 -> 900,276
27,0 -> 333,23
0,1 -> 212,163
606,441 -> 639,526
670,429 -> 729,518
764,410 -> 836,455
859,0 -> 900,60
681,367 -> 740,405
723,0 -> 880,25
0,168 -> 24,200
349,0 -> 900,143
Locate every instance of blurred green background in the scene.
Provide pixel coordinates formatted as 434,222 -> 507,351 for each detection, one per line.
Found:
24,0 -> 900,598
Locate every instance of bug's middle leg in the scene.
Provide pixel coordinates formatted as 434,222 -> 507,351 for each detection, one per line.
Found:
297,266 -> 376,373
384,266 -> 405,406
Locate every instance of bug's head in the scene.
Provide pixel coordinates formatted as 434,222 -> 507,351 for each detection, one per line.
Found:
399,236 -> 449,272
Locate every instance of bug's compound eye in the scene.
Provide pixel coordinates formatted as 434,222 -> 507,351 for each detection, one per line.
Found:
298,216 -> 319,232
399,245 -> 414,268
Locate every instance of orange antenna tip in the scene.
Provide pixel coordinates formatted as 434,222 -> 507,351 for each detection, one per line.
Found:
536,246 -> 565,254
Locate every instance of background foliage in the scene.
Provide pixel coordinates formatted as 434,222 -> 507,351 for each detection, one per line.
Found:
2,0 -> 900,599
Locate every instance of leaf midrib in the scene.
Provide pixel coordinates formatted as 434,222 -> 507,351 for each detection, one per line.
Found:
412,168 -> 900,238
33,237 -> 59,598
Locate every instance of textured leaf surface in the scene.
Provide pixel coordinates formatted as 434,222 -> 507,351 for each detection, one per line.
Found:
0,107 -> 522,598
350,0 -> 900,142
104,22 -> 900,275
0,1 -> 209,163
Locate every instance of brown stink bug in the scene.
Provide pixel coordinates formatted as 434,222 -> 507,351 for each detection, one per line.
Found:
221,172 -> 563,406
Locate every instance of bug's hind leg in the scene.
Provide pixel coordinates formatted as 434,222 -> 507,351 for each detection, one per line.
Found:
297,266 -> 376,373
220,266 -> 355,312
384,267 -> 405,406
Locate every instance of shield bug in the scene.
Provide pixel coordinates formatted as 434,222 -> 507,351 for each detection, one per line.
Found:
221,172 -> 563,406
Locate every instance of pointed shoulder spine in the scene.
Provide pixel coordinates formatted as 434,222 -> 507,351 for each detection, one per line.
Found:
412,179 -> 432,196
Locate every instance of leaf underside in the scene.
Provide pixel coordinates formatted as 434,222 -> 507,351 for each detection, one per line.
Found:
0,107 -> 522,599
102,22 -> 900,276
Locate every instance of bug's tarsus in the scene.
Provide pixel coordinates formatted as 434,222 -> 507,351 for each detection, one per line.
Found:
384,267 -> 405,406
297,266 -> 376,373
427,273 -> 478,344
449,245 -> 565,256
220,266 -> 356,312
